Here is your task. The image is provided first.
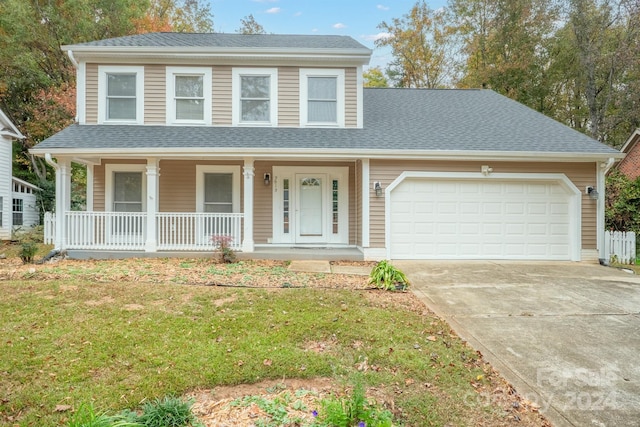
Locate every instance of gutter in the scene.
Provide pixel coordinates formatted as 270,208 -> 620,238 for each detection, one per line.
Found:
29,147 -> 625,163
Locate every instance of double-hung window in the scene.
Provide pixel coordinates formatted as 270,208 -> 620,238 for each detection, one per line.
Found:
166,67 -> 212,125
98,66 -> 144,124
300,69 -> 345,127
196,166 -> 240,213
12,198 -> 23,226
232,68 -> 278,126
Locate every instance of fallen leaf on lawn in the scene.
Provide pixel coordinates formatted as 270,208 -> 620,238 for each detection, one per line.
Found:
426,336 -> 437,342
263,359 -> 272,366
237,360 -> 244,367
405,378 -> 415,386
55,405 -> 72,412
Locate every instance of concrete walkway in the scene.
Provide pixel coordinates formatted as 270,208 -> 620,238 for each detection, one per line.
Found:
287,260 -> 371,275
394,261 -> 640,427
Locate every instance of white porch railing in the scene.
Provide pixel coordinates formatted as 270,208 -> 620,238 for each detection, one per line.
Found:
66,211 -> 147,250
605,230 -> 636,264
44,212 -> 55,245
44,212 -> 243,252
157,212 -> 243,251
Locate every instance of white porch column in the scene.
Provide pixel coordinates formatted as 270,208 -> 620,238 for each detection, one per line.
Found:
242,158 -> 255,252
145,158 -> 159,252
56,158 -> 71,250
86,164 -> 94,211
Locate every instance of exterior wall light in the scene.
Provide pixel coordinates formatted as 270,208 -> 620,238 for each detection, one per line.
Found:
586,186 -> 599,200
374,181 -> 383,197
264,173 -> 271,186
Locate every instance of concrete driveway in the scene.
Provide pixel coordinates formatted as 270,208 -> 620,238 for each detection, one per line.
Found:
395,261 -> 640,427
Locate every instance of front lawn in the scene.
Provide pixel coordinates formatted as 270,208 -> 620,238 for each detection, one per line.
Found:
0,256 -> 548,426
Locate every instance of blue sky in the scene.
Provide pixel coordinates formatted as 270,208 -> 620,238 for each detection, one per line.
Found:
208,0 -> 448,69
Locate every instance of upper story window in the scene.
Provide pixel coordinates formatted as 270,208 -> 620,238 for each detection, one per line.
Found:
300,69 -> 345,127
98,66 -> 144,124
232,68 -> 278,126
166,67 -> 212,125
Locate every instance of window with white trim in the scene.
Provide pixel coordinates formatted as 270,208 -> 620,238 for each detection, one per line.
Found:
196,166 -> 241,213
98,66 -> 144,124
166,67 -> 212,125
12,198 -> 23,226
232,68 -> 278,126
300,69 -> 345,127
105,164 -> 147,212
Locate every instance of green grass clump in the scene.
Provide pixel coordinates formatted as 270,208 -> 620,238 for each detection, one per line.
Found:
135,396 -> 202,427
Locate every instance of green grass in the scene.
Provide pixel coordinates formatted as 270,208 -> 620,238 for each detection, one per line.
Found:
0,272 -> 521,426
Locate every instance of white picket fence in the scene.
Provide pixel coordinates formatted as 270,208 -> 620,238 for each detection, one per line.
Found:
605,230 -> 636,264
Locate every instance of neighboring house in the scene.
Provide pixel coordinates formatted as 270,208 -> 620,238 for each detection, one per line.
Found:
30,33 -> 623,261
0,108 -> 40,240
614,128 -> 640,179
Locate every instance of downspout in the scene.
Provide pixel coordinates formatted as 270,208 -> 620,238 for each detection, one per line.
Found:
598,157 -> 616,262
66,50 -> 78,68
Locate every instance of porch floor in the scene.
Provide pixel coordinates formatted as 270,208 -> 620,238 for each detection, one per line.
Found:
65,246 -> 364,261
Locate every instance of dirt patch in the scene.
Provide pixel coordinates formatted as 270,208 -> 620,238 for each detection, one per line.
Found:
84,296 -> 115,306
123,304 -> 144,311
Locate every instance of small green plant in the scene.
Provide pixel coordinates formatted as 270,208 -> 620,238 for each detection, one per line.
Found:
136,396 -> 202,427
369,260 -> 410,291
313,380 -> 394,427
67,403 -> 142,427
19,241 -> 38,264
211,234 -> 237,263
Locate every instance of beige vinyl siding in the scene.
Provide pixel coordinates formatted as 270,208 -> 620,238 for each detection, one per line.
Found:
254,161 -> 273,244
93,159 -> 146,212
144,65 -> 166,124
369,160 -> 598,250
278,67 -> 299,127
86,63 -> 99,124
345,67 -> 357,128
159,160 -> 244,212
213,65 -> 232,125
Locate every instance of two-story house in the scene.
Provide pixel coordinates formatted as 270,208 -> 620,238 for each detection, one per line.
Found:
31,32 -> 622,261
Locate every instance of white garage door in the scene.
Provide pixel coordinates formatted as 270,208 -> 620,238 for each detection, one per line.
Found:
389,178 -> 573,260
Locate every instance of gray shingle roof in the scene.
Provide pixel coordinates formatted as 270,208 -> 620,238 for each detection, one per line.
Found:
65,32 -> 369,50
32,88 -> 619,157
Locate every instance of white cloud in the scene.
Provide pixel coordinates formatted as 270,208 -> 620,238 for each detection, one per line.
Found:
362,32 -> 392,42
265,7 -> 281,14
333,22 -> 347,29
376,4 -> 389,11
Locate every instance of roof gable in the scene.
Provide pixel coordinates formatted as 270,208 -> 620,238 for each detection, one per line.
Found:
0,107 -> 23,139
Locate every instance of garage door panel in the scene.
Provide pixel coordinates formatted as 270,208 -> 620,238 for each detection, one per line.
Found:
390,178 -> 573,260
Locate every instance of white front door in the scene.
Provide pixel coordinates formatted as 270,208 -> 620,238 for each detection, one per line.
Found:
272,166 -> 348,245
296,175 -> 325,243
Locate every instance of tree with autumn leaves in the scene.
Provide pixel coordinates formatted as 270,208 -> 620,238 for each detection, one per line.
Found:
376,0 -> 640,149
0,0 -> 214,197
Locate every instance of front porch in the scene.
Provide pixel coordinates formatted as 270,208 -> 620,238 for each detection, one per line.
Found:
43,156 -> 373,259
